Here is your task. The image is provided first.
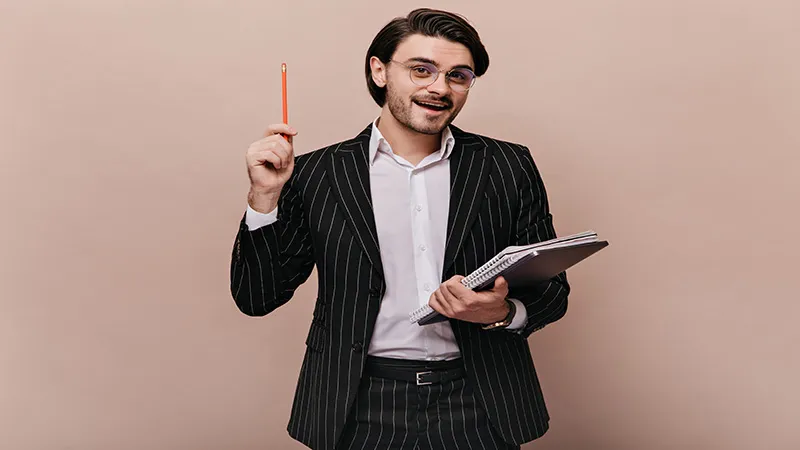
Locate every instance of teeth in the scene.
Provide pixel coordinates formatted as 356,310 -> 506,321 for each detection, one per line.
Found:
417,101 -> 446,109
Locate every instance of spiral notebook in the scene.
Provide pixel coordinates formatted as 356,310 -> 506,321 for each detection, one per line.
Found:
409,230 -> 609,325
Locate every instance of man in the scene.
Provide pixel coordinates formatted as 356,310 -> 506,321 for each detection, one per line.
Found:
229,8 -> 570,450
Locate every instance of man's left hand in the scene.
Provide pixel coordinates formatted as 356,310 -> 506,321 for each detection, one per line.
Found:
428,275 -> 510,325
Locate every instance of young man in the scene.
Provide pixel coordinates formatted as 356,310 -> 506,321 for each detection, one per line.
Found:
230,8 -> 570,450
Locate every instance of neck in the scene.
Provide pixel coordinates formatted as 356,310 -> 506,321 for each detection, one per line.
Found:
376,110 -> 442,164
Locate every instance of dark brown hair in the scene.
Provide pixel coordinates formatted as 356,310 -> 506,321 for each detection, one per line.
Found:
365,8 -> 490,106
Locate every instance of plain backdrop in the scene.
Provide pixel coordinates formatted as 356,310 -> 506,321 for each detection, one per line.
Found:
2,1 -> 799,449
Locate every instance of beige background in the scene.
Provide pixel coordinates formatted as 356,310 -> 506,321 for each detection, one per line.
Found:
2,0 -> 799,449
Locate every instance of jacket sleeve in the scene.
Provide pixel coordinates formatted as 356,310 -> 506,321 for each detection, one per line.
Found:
229,171 -> 315,317
508,146 -> 571,338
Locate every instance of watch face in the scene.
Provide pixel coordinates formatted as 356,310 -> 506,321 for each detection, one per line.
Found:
482,320 -> 510,330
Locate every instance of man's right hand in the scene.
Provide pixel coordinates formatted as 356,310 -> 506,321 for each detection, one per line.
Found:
246,123 -> 298,213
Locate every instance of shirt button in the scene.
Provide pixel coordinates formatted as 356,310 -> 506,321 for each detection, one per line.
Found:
420,245 -> 427,252
424,283 -> 431,291
415,205 -> 422,212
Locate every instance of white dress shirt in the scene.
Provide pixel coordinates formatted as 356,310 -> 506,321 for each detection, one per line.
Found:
245,119 -> 527,361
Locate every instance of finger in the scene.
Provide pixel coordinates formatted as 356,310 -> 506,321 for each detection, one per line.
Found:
260,140 -> 289,167
431,290 -> 454,317
258,133 -> 294,149
273,135 -> 294,167
442,282 -> 473,313
433,289 -> 455,317
253,150 -> 283,169
446,277 -> 472,297
492,276 -> 509,295
248,137 -> 279,155
428,293 -> 449,317
253,140 -> 291,168
440,282 -> 461,307
264,123 -> 297,138
257,135 -> 294,167
259,151 -> 283,169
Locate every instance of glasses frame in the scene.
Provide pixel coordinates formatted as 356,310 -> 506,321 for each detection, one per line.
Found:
389,59 -> 477,92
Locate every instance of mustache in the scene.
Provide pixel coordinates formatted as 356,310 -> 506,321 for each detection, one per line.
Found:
412,96 -> 453,108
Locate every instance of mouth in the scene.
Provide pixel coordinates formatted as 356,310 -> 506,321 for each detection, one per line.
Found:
413,99 -> 450,114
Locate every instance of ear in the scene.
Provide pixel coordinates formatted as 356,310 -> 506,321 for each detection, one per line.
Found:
369,56 -> 387,88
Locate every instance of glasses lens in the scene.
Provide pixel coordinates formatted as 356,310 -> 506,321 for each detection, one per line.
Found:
408,63 -> 438,86
447,69 -> 475,92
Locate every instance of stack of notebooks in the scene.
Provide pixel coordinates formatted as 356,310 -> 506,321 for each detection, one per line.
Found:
409,230 -> 609,325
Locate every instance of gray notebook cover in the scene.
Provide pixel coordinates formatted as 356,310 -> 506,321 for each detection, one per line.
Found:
415,240 -> 608,325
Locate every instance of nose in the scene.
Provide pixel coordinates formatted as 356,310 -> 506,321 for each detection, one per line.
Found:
425,73 -> 451,96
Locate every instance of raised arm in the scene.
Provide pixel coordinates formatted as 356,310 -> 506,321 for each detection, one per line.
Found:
229,124 -> 315,316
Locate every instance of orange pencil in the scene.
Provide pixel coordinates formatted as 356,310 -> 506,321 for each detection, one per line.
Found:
281,62 -> 288,128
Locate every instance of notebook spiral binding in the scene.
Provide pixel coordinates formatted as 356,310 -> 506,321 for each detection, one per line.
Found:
461,254 -> 518,289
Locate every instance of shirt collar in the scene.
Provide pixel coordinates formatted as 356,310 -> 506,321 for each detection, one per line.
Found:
368,117 -> 455,166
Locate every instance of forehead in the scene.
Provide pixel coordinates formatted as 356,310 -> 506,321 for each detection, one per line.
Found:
392,34 -> 474,69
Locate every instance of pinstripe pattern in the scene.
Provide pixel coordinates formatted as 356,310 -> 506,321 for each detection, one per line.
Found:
337,375 -> 519,450
229,123 -> 570,449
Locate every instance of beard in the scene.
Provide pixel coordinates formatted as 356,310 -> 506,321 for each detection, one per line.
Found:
384,81 -> 462,135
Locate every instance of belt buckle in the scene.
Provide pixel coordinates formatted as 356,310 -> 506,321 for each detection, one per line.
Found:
415,370 -> 433,386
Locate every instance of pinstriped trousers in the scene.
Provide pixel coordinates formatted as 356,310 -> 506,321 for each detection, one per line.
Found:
336,374 -> 520,450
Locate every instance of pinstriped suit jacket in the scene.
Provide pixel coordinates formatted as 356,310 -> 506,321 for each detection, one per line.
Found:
229,123 -> 570,449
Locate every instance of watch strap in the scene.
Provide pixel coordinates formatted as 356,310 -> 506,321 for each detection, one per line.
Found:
481,298 -> 516,330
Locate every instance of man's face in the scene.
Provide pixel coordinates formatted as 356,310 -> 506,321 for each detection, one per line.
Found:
376,34 -> 475,135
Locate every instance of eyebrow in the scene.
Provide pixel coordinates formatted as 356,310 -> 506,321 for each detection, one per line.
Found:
405,57 -> 474,72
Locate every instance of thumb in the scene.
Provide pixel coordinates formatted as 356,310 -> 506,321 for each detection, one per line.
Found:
493,276 -> 508,291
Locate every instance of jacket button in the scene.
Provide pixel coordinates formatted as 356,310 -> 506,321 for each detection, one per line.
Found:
369,288 -> 380,297
352,342 -> 363,353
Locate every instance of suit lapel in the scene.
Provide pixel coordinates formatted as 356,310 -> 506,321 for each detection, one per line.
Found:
324,124 -> 491,282
442,128 -> 493,280
326,125 -> 384,278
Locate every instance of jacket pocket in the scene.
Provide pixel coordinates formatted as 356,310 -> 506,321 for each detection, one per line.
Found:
311,298 -> 327,324
305,321 -> 327,353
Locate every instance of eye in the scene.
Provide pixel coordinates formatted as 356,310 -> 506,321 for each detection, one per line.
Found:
449,70 -> 472,82
411,65 -> 433,75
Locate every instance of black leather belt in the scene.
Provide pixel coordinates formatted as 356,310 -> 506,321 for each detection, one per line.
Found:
364,356 -> 465,386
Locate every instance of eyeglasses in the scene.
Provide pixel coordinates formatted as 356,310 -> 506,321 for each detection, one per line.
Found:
390,60 -> 476,92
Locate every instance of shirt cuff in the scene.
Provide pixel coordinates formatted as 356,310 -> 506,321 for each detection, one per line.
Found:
505,298 -> 528,330
245,204 -> 278,231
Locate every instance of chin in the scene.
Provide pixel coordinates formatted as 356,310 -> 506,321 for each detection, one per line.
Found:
410,113 -> 454,134
410,122 -> 444,135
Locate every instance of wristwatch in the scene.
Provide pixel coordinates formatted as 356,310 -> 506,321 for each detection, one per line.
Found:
481,298 -> 516,330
